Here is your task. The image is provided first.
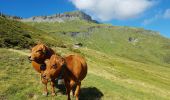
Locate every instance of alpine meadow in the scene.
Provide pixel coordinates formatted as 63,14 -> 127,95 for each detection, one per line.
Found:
0,11 -> 170,100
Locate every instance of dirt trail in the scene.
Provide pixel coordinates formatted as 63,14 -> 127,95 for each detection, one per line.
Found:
8,49 -> 29,56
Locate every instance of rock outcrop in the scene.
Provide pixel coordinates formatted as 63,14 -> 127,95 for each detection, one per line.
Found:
21,11 -> 98,23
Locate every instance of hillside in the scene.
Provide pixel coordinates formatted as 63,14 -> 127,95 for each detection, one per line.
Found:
0,11 -> 170,100
0,47 -> 170,100
0,16 -> 74,48
0,16 -> 34,48
26,19 -> 170,67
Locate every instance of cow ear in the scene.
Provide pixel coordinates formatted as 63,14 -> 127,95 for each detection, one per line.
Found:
45,59 -> 49,65
42,45 -> 48,55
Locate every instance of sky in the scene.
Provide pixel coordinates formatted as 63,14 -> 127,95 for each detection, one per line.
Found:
0,0 -> 170,38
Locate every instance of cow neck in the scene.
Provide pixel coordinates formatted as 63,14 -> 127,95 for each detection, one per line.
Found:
37,50 -> 55,71
44,48 -> 54,60
32,54 -> 50,65
58,62 -> 67,79
32,59 -> 45,65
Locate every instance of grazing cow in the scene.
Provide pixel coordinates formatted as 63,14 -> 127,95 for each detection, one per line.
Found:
43,54 -> 87,100
28,43 -> 55,95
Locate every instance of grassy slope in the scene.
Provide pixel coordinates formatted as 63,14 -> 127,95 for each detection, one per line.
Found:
0,18 -> 170,100
0,47 -> 170,100
27,21 -> 170,66
0,16 -> 73,48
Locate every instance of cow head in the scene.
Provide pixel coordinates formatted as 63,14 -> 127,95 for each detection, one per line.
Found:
28,43 -> 49,63
42,54 -> 65,81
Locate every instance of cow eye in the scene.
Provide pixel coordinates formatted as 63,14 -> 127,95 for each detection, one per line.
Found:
36,50 -> 42,53
52,64 -> 57,69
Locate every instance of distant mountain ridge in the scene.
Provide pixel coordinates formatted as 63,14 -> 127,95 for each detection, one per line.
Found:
1,11 -> 170,66
0,12 -> 22,20
21,11 -> 98,23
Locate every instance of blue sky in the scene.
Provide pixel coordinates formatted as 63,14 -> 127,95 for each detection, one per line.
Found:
0,0 -> 170,38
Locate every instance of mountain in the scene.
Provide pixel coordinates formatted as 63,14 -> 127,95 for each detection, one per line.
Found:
0,16 -> 34,48
0,12 -> 22,20
1,11 -> 170,65
0,15 -> 72,48
0,11 -> 170,100
21,11 -> 98,23
26,18 -> 170,67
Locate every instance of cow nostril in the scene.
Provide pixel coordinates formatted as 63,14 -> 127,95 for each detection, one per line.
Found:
42,74 -> 46,78
28,56 -> 32,62
28,56 -> 31,59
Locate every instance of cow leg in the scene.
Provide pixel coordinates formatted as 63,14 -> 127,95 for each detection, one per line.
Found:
65,80 -> 75,100
65,82 -> 71,100
41,78 -> 48,96
72,87 -> 75,97
70,80 -> 76,97
75,82 -> 81,100
51,81 -> 55,96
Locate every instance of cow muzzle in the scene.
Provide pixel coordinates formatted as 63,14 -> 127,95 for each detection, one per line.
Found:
28,56 -> 34,62
42,74 -> 51,82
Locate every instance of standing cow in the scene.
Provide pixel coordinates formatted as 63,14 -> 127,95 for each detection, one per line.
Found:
28,43 -> 55,95
43,54 -> 88,100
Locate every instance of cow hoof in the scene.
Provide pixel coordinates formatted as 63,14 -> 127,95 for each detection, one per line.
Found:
51,92 -> 56,96
42,92 -> 48,96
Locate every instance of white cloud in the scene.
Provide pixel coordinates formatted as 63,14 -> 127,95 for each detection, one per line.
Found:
163,9 -> 170,19
143,12 -> 161,25
143,17 -> 156,25
70,0 -> 155,21
143,8 -> 170,25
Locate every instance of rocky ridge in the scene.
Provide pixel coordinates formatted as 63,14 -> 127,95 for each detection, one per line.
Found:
21,11 -> 98,23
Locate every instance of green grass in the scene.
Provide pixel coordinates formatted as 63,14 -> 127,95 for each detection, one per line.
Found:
1,14 -> 170,100
26,21 -> 170,67
2,16 -> 170,66
0,48 -> 170,100
0,16 -> 74,48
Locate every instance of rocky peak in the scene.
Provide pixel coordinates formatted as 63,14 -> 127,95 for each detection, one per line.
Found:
21,11 -> 98,23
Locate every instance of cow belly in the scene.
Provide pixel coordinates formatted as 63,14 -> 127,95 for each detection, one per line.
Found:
67,60 -> 87,81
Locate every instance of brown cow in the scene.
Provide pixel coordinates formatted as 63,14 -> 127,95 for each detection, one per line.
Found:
43,54 -> 87,100
28,43 -> 55,95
